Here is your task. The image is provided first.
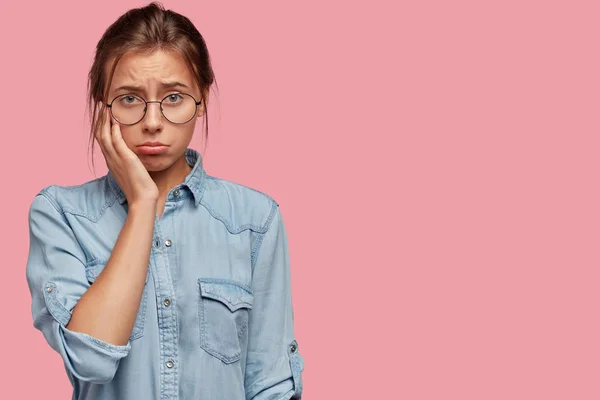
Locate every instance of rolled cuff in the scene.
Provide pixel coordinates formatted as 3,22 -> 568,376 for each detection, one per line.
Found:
40,280 -> 131,384
245,340 -> 304,400
59,324 -> 131,384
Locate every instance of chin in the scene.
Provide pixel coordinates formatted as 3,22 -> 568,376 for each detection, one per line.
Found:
140,156 -> 173,172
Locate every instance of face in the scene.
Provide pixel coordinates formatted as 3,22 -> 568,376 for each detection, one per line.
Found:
104,49 -> 206,172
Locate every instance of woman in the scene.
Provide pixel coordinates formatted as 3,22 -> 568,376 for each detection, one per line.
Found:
25,2 -> 304,399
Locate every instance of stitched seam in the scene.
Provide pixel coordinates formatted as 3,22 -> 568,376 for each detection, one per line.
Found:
41,183 -> 117,223
197,279 -> 242,363
43,284 -> 72,327
200,176 -> 277,233
198,280 -> 253,311
205,175 -> 274,203
198,278 -> 253,293
203,293 -> 251,311
246,383 -> 296,400
73,331 -> 131,355
251,233 -> 265,270
198,280 -> 206,356
196,169 -> 207,202
34,194 -> 82,326
288,341 -> 303,395
291,352 -> 302,392
199,199 -> 266,234
38,191 -> 97,266
251,202 -> 280,272
62,194 -> 118,222
130,284 -> 147,341
38,191 -> 65,220
34,196 -> 75,326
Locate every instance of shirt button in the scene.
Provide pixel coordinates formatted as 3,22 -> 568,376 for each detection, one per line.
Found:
163,298 -> 171,307
166,360 -> 174,368
46,286 -> 53,293
165,239 -> 172,247
173,189 -> 180,197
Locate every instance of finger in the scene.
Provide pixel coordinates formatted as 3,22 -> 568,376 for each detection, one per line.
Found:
100,106 -> 118,162
93,103 -> 105,142
93,104 -> 109,158
111,120 -> 130,158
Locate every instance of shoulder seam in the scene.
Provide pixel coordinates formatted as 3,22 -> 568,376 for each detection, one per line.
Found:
61,194 -> 118,223
200,176 -> 278,234
38,187 -> 64,216
199,197 -> 277,234
206,175 -> 277,205
250,200 -> 280,270
38,179 -> 117,223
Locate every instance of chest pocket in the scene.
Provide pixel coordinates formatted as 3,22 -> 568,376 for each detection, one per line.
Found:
86,262 -> 150,342
198,278 -> 254,364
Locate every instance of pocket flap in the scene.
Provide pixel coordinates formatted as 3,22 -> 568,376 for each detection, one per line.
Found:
198,279 -> 253,312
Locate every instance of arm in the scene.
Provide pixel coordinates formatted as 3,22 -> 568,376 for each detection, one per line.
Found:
66,199 -> 156,346
25,189 -> 156,384
244,203 -> 304,400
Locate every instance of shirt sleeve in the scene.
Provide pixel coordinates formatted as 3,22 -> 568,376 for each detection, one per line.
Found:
244,203 -> 305,400
25,189 -> 131,384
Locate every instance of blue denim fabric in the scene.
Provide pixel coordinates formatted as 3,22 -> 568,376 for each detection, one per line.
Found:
25,148 -> 304,399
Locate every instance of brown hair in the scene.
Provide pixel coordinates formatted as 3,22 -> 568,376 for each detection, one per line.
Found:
85,1 -> 218,173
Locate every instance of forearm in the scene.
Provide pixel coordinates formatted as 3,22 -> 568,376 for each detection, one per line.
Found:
66,200 -> 157,346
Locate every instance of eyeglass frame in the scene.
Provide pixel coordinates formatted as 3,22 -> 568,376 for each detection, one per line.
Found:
105,92 -> 202,126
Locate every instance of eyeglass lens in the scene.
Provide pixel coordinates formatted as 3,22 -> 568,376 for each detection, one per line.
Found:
110,93 -> 198,124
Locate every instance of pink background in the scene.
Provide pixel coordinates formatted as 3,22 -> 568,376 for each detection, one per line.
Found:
2,0 -> 600,398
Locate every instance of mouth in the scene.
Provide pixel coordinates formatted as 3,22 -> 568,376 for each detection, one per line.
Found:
137,142 -> 169,155
138,141 -> 168,147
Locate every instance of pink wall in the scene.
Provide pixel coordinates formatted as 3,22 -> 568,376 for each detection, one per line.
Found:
3,0 -> 600,398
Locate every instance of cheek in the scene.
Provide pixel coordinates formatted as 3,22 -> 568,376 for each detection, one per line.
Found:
178,124 -> 196,139
117,128 -> 135,148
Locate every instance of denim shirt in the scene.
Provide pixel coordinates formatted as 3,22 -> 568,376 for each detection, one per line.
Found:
25,148 -> 304,400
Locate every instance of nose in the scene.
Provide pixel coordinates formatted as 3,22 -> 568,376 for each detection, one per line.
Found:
142,101 -> 164,131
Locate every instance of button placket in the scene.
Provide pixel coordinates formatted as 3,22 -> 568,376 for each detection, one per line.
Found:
152,215 -> 178,392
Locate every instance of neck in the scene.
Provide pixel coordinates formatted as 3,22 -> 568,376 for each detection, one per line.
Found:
148,154 -> 193,200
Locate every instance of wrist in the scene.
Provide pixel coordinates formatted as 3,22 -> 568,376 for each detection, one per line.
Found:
128,199 -> 158,214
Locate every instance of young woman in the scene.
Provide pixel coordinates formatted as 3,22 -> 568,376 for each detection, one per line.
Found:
25,2 -> 304,399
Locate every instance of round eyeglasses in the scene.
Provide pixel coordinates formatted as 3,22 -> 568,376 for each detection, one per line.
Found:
107,93 -> 202,125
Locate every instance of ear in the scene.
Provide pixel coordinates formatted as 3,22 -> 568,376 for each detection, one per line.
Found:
197,88 -> 210,118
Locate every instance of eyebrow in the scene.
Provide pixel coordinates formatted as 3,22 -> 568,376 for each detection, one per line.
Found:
114,81 -> 190,92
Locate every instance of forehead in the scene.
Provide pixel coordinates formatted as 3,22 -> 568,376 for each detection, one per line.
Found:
107,49 -> 195,91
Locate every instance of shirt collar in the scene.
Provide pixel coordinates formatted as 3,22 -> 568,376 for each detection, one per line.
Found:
107,147 -> 206,207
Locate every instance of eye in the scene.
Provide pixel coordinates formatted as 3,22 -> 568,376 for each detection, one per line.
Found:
165,94 -> 183,104
119,95 -> 142,105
